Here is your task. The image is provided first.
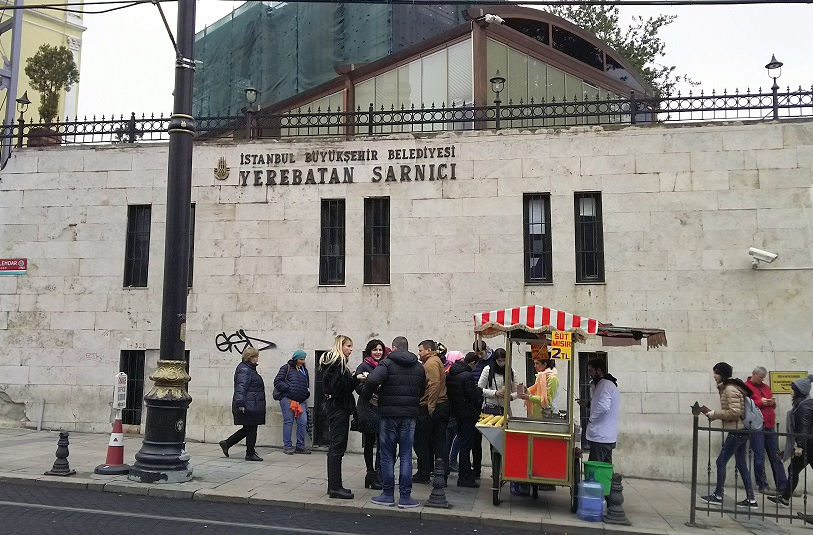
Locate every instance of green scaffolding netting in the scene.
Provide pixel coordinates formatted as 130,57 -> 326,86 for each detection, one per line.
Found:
193,2 -> 473,117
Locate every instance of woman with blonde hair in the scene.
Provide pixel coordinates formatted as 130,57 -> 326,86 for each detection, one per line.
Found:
320,335 -> 363,499
219,346 -> 266,461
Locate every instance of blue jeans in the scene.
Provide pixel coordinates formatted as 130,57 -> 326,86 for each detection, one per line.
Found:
380,417 -> 416,498
280,398 -> 307,449
715,431 -> 754,499
750,428 -> 787,492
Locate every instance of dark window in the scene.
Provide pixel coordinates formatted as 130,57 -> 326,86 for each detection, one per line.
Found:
552,26 -> 603,71
119,350 -> 145,425
574,192 -> 604,283
123,205 -> 152,287
504,18 -> 550,45
523,193 -> 552,283
364,197 -> 390,285
578,352 -> 607,449
319,199 -> 346,285
188,204 -> 195,288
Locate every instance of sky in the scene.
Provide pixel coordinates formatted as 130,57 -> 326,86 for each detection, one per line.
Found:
76,1 -> 813,118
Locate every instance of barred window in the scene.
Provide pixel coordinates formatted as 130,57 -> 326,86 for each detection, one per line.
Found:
523,193 -> 552,283
364,197 -> 390,285
123,205 -> 152,287
319,199 -> 345,285
575,192 -> 604,283
119,350 -> 145,425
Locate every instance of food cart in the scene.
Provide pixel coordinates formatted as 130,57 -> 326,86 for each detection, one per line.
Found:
473,305 -> 667,509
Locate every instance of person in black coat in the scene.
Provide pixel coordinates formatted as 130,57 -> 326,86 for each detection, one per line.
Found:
446,352 -> 484,487
355,339 -> 386,490
361,336 -> 426,508
219,347 -> 266,461
320,335 -> 363,499
274,349 -> 311,455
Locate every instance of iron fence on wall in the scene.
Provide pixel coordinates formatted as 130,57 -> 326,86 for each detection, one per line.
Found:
688,406 -> 813,528
1,87 -> 812,149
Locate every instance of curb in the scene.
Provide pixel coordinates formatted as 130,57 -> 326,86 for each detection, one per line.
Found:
0,472 -> 668,534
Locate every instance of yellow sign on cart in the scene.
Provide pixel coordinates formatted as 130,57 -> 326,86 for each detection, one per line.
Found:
769,371 -> 809,394
550,331 -> 572,360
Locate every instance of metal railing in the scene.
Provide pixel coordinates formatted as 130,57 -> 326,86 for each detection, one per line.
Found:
1,87 -> 812,149
688,405 -> 813,527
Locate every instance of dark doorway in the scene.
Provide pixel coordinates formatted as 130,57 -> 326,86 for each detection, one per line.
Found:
313,350 -> 330,446
119,350 -> 146,425
577,351 -> 607,449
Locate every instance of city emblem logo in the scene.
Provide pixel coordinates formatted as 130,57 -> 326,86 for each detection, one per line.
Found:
214,156 -> 230,180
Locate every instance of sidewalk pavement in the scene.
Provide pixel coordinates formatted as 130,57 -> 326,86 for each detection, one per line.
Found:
0,427 -> 809,534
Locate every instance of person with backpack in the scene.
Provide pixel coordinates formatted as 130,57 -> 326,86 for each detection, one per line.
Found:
273,349 -> 311,455
745,366 -> 787,494
768,374 -> 813,508
700,362 -> 758,508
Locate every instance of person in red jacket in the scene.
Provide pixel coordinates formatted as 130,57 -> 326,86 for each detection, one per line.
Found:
745,366 -> 787,494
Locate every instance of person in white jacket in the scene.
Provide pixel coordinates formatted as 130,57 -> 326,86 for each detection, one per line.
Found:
585,359 -> 620,463
478,348 -> 517,415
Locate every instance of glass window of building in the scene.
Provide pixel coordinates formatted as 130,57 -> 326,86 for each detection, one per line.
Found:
283,91 -> 344,136
574,192 -> 604,283
364,197 -> 390,285
523,193 -> 552,284
319,199 -> 346,285
123,205 -> 152,288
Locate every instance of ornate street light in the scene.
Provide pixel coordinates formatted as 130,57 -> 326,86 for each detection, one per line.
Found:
245,87 -> 259,139
765,54 -> 783,120
15,91 -> 30,148
490,70 -> 506,130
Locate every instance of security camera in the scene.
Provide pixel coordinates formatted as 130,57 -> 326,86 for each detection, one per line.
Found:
483,14 -> 505,24
749,247 -> 778,268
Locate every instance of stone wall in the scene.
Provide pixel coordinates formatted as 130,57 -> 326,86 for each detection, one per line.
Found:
1,119 -> 811,481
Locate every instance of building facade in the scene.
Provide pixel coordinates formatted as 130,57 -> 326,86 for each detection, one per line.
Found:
0,2 -> 85,123
1,118 -> 811,481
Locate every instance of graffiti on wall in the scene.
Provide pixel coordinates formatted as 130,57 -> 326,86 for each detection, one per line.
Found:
215,329 -> 277,355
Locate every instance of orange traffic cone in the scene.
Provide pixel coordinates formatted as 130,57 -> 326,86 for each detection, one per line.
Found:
94,416 -> 130,475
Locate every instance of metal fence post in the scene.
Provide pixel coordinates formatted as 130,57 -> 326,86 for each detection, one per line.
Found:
630,91 -> 638,125
16,116 -> 24,148
128,112 -> 137,143
687,402 -> 701,527
368,103 -> 374,135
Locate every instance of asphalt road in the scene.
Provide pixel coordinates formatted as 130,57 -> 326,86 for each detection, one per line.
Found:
0,482 -> 537,535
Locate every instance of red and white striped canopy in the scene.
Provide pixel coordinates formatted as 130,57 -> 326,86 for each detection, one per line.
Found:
473,305 -> 599,337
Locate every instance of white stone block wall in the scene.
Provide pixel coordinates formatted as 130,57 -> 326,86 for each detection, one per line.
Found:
0,120 -> 811,481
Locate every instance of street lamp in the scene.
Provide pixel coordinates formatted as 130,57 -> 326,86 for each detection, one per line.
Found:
245,87 -> 259,139
765,54 -> 783,120
490,70 -> 506,130
15,91 -> 30,148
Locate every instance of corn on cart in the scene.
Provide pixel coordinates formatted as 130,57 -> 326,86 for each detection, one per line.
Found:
473,305 -> 667,510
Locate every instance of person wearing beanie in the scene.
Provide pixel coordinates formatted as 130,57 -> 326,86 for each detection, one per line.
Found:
274,349 -> 311,455
769,374 -> 813,507
700,362 -> 757,508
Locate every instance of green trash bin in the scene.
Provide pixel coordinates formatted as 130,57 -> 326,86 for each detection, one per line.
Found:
583,461 -> 613,496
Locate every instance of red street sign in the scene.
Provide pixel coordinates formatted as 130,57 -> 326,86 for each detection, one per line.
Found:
0,258 -> 27,275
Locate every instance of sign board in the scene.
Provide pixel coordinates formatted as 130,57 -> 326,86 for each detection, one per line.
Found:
113,372 -> 128,410
550,331 -> 572,360
769,371 -> 809,394
0,258 -> 27,275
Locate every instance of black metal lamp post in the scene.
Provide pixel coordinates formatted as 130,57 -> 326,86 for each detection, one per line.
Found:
245,87 -> 258,140
765,54 -> 783,120
128,0 -> 196,484
490,71 -> 505,130
15,91 -> 29,148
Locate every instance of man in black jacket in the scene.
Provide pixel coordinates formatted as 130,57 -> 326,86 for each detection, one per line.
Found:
447,352 -> 483,487
362,336 -> 426,509
769,374 -> 813,507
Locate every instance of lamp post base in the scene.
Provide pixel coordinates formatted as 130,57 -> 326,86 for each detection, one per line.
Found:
128,360 -> 193,484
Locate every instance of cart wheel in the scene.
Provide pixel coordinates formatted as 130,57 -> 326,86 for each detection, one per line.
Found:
492,450 -> 502,506
570,451 -> 581,513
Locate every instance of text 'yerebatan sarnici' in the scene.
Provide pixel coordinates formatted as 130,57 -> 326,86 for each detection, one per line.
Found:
236,145 -> 458,186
